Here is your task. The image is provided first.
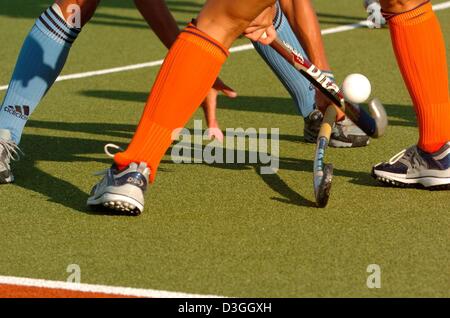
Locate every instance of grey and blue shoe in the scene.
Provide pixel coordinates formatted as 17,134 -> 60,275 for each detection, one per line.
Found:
304,109 -> 370,148
372,142 -> 450,189
87,144 -> 150,215
0,129 -> 22,184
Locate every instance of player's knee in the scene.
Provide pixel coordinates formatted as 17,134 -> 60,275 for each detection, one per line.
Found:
380,0 -> 427,12
54,0 -> 100,27
228,0 -> 276,22
196,0 -> 276,47
196,14 -> 246,47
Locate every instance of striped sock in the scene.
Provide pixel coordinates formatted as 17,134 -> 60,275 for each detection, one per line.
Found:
0,4 -> 80,144
253,3 -> 316,118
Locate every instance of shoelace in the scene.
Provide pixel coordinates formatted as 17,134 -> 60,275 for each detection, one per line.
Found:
388,148 -> 407,165
104,143 -> 124,158
93,144 -> 124,176
388,147 -> 424,169
0,138 -> 23,162
409,149 -> 426,169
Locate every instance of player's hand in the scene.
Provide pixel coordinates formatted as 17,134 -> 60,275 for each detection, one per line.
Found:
202,78 -> 237,142
243,5 -> 277,45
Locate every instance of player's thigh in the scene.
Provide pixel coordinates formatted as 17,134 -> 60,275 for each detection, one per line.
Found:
55,0 -> 100,26
380,0 -> 426,12
197,0 -> 276,47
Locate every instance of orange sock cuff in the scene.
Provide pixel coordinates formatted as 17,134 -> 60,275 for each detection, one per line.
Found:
183,23 -> 229,59
383,0 -> 431,23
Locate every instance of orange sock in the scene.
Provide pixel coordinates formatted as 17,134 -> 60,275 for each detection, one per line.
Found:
387,1 -> 450,153
114,24 -> 228,181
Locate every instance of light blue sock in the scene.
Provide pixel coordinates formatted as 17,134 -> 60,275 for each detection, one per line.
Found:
0,5 -> 80,144
253,4 -> 315,118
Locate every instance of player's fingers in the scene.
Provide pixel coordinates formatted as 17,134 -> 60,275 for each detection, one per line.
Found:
243,28 -> 266,42
335,107 -> 346,122
245,25 -> 276,44
257,26 -> 276,45
243,25 -> 261,35
220,84 -> 237,98
207,127 -> 224,142
206,118 -> 224,142
213,78 -> 238,98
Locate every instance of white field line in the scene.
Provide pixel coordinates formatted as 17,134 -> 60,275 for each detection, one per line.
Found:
0,275 -> 223,298
1,0 -> 448,92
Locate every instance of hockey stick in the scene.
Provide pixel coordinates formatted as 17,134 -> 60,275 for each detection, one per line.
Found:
269,37 -> 388,138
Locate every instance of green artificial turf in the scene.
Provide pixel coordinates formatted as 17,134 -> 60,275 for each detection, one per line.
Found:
0,0 -> 449,297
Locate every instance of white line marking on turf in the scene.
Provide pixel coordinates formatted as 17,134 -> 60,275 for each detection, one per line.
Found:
0,275 -> 223,298
1,0 -> 450,92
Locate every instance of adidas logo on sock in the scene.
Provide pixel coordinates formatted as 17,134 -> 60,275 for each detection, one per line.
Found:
4,105 -> 30,121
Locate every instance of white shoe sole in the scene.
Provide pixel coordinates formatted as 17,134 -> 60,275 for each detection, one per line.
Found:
87,192 -> 144,215
374,170 -> 450,189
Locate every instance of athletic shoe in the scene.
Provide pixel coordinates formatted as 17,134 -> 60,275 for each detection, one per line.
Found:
0,129 -> 22,184
303,109 -> 370,148
303,109 -> 323,143
372,142 -> 450,189
87,144 -> 150,215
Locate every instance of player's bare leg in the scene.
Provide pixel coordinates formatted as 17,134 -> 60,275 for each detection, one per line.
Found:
372,0 -> 450,189
0,0 -> 99,184
87,0 -> 277,215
